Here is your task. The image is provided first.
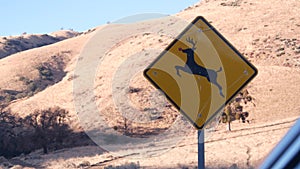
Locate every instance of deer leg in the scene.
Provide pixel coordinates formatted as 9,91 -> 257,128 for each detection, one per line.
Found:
175,66 -> 186,77
206,73 -> 224,98
214,81 -> 225,98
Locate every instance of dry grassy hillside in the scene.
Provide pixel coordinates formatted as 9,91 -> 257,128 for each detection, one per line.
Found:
0,30 -> 98,130
0,30 -> 79,59
0,0 -> 299,168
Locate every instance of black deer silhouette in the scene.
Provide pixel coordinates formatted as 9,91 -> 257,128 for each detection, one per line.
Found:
175,37 -> 224,97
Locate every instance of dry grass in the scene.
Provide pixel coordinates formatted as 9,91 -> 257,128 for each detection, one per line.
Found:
0,0 -> 299,168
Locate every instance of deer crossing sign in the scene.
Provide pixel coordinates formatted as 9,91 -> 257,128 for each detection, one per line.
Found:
144,16 -> 258,129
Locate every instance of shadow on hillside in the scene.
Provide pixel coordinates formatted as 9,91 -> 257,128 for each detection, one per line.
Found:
152,163 -> 254,169
2,131 -> 104,168
0,106 -> 106,168
107,163 -> 254,169
0,34 -> 68,59
1,130 -> 106,168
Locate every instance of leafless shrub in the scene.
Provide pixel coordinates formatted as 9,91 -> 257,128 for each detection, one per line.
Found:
219,89 -> 255,131
24,107 -> 71,154
0,106 -> 72,157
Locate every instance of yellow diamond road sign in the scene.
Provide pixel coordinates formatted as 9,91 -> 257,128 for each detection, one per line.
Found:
144,16 -> 258,129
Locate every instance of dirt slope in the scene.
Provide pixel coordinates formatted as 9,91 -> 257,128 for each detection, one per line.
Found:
0,30 -> 79,59
0,0 -> 299,168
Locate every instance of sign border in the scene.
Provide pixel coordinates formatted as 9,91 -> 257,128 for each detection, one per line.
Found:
143,16 -> 258,129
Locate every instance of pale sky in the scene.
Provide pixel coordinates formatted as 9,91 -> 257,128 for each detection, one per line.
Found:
1,0 -> 199,36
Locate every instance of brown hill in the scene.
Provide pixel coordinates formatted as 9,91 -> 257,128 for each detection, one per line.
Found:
0,30 -> 79,59
0,0 -> 299,168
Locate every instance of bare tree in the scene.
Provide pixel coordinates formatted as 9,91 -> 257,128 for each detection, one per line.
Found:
24,107 -> 70,154
219,89 -> 255,131
0,105 -> 26,157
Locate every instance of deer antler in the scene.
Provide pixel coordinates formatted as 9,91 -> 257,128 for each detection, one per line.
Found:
186,37 -> 197,50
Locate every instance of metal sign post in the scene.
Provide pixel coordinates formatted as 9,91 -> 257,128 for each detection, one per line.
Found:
198,130 -> 205,169
144,16 -> 258,168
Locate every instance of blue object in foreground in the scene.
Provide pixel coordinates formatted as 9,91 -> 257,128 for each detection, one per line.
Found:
260,118 -> 300,169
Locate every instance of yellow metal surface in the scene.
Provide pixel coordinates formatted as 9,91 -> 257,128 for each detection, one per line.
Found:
144,16 -> 257,129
